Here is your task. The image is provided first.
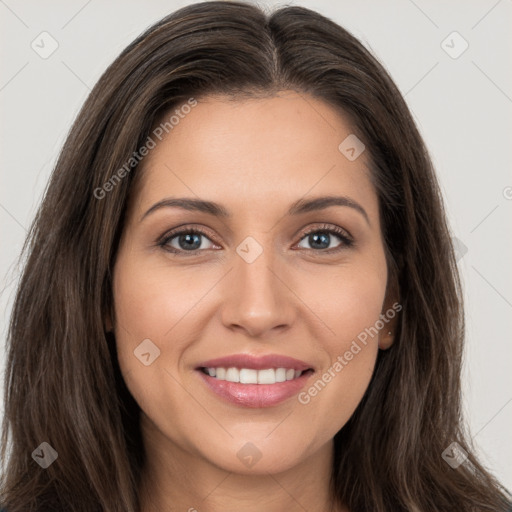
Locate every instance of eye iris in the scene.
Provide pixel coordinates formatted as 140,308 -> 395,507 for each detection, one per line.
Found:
309,232 -> 330,249
179,233 -> 201,250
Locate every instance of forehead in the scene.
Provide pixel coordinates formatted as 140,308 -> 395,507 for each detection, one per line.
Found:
130,91 -> 378,222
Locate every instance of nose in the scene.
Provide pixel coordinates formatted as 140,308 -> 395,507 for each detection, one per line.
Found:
219,240 -> 295,338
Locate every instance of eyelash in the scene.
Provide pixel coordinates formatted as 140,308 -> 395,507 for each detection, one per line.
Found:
157,224 -> 354,257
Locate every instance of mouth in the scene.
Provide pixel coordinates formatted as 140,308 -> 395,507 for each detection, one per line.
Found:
195,354 -> 315,408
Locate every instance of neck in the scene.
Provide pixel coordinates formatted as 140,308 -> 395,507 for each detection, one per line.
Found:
138,417 -> 347,512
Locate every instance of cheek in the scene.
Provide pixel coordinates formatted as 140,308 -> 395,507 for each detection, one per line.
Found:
328,276 -> 385,347
110,254 -> 184,387
294,260 -> 386,428
110,251 -> 227,406
302,257 -> 387,350
111,257 -> 201,443
112,254 -> 213,349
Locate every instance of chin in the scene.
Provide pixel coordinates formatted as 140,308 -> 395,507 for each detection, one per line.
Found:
194,431 -> 323,476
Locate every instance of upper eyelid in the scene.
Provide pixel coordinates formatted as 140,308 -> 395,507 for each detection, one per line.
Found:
300,224 -> 352,239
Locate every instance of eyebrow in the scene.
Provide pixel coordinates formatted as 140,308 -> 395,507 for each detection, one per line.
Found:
141,195 -> 370,225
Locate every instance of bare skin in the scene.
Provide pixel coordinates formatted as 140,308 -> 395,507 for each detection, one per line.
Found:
110,90 -> 396,512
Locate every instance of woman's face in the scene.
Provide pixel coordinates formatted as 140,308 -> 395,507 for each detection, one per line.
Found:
112,90 -> 393,475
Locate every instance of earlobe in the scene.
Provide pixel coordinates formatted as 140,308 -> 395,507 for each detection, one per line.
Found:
378,329 -> 395,350
104,307 -> 114,333
378,267 -> 400,350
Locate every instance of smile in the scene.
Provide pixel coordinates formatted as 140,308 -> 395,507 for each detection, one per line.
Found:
200,367 -> 310,384
195,353 -> 315,408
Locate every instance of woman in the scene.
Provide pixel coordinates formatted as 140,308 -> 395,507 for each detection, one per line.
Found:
1,1 -> 510,511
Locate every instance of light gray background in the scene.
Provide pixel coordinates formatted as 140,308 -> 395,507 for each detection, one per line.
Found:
1,0 -> 511,489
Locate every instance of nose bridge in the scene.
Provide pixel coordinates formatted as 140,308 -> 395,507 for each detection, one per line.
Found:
220,234 -> 292,335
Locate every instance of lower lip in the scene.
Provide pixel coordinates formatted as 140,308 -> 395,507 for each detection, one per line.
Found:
197,370 -> 313,408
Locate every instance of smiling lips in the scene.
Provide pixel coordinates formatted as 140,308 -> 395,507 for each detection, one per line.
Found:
196,354 -> 315,408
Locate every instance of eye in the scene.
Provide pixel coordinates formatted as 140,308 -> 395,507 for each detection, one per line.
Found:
158,227 -> 218,255
296,224 -> 353,253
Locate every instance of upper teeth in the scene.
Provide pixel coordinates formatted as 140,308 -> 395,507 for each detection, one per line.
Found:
204,367 -> 303,384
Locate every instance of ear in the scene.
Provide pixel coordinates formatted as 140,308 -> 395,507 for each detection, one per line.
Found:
378,267 -> 400,350
104,304 -> 114,333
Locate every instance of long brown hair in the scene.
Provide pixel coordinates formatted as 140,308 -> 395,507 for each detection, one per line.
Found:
1,2 -> 510,511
